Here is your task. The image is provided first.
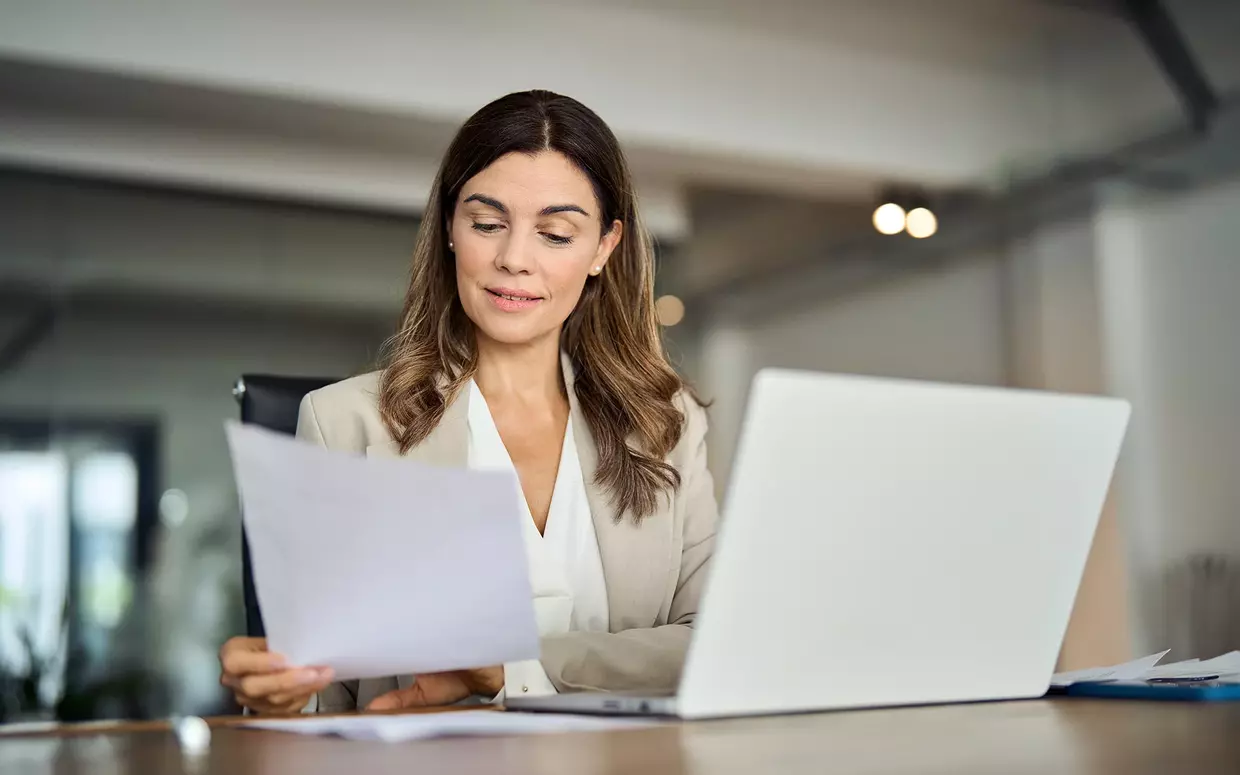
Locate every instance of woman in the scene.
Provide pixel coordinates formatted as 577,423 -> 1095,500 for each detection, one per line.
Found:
218,90 -> 718,714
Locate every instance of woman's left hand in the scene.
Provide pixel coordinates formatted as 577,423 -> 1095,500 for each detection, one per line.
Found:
366,666 -> 505,710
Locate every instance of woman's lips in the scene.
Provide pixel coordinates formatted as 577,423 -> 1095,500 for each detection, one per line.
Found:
486,287 -> 543,312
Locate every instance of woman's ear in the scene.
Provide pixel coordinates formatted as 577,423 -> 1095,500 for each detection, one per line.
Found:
593,219 -> 623,273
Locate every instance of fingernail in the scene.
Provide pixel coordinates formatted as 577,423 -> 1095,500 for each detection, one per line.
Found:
298,669 -> 323,685
269,654 -> 287,669
318,668 -> 335,681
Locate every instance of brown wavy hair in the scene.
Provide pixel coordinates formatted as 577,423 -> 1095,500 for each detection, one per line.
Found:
378,90 -> 691,522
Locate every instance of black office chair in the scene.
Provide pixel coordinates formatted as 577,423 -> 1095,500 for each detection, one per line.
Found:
234,374 -> 339,638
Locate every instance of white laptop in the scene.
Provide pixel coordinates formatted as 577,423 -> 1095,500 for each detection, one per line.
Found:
507,368 -> 1131,719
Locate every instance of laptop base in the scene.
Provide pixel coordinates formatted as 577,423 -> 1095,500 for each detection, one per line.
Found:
505,692 -> 679,717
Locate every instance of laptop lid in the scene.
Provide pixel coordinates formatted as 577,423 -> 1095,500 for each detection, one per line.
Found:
677,369 -> 1130,719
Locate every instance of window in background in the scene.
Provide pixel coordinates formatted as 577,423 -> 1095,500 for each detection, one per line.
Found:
73,451 -> 139,664
0,419 -> 161,722
0,450 -> 69,717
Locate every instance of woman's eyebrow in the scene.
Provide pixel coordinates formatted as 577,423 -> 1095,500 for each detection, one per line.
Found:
463,193 -> 507,213
539,204 -> 590,218
462,193 -> 590,219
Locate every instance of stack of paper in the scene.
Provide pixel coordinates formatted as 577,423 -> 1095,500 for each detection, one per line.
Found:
1144,651 -> 1240,680
242,710 -> 655,742
1050,650 -> 1240,687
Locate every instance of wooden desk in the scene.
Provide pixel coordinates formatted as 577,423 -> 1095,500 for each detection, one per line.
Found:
2,700 -> 1238,774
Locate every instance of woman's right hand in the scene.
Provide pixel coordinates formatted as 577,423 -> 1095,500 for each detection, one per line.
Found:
218,636 -> 335,714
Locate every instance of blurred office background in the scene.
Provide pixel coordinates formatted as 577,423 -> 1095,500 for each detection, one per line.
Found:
1,0 -> 1239,721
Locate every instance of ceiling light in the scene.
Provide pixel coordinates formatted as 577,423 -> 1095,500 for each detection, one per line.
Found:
872,202 -> 906,235
905,207 -> 938,239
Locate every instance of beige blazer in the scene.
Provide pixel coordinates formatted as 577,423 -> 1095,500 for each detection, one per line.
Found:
294,359 -> 719,712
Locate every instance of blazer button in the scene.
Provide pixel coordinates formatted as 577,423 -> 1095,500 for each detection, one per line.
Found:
521,685 -> 529,693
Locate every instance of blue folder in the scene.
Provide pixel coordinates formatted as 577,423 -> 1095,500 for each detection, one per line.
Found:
1065,679 -> 1240,701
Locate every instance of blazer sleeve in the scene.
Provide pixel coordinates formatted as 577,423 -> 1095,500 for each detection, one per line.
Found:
293,393 -> 363,713
538,398 -> 719,693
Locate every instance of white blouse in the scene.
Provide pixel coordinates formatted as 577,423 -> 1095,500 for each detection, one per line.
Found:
466,380 -> 609,698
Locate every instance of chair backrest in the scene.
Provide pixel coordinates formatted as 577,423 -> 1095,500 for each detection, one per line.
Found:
235,374 -> 338,638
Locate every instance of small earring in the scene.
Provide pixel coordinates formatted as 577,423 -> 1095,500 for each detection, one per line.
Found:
448,241 -> 455,251
591,266 -> 602,275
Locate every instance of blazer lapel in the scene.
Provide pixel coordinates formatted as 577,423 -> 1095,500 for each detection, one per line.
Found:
563,353 -> 674,632
365,384 -> 469,691
364,385 -> 470,468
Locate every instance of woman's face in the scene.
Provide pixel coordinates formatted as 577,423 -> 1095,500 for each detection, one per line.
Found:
450,150 -> 622,348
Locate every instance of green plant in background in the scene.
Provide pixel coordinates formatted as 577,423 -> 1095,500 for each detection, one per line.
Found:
55,587 -> 171,723
0,594 -> 168,723
0,588 -> 65,723
0,627 -> 55,722
55,651 -> 163,723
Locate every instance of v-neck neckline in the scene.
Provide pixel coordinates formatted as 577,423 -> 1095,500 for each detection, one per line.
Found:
468,379 -> 574,539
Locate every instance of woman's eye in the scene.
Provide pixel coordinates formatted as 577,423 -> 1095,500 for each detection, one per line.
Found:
542,233 -> 573,245
471,222 -> 503,234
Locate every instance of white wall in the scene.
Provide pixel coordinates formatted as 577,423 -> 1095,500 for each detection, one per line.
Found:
1000,213 -> 1134,667
692,256 -> 1009,492
1005,216 -> 1105,394
1096,178 -> 1240,657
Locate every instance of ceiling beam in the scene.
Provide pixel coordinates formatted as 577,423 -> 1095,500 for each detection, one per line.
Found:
0,0 -> 1158,189
1121,0 -> 1219,132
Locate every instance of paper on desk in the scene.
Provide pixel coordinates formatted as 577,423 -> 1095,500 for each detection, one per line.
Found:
242,710 -> 654,742
1049,650 -> 1170,687
225,421 -> 541,680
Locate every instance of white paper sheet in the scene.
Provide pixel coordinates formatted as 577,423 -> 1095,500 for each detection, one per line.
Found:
1049,650 -> 1170,687
241,710 -> 654,742
225,421 -> 541,680
1144,650 -> 1240,679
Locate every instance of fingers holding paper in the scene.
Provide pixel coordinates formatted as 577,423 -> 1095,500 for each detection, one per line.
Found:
219,636 -> 335,714
367,672 -> 471,710
366,666 -> 505,711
